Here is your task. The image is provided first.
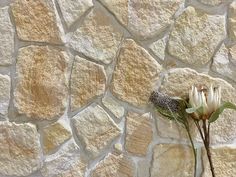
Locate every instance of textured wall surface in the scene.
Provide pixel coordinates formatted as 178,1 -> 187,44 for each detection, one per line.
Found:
0,0 -> 236,177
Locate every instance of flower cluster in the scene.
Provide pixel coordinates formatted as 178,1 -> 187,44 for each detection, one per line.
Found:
188,85 -> 221,119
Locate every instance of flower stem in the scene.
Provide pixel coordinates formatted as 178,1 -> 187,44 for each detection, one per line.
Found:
184,123 -> 197,177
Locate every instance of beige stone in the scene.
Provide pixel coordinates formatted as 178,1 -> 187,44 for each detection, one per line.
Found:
0,74 -> 10,116
70,9 -> 123,64
202,146 -> 236,177
111,39 -> 162,107
0,122 -> 41,176
70,56 -> 106,111
42,121 -> 72,154
90,153 -> 135,177
159,68 -> 236,143
151,144 -> 194,177
229,1 -> 236,41
72,104 -> 121,158
149,36 -> 167,61
41,140 -> 86,177
125,112 -> 153,156
99,0 -> 128,26
11,0 -> 64,44
199,0 -> 230,6
230,44 -> 236,65
168,6 -> 226,65
137,159 -> 151,177
57,0 -> 93,28
0,7 -> 14,65
102,95 -> 125,119
128,0 -> 184,39
14,45 -> 69,120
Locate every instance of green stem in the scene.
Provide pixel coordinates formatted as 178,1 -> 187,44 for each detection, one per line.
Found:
184,123 -> 197,177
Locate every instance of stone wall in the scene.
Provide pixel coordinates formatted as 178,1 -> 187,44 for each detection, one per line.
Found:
0,0 -> 235,177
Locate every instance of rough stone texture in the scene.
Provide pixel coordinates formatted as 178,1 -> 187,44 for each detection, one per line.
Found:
90,153 -> 135,177
42,121 -> 72,154
151,144 -> 194,177
168,6 -> 226,65
70,56 -> 106,111
69,9 -> 123,64
0,74 -> 10,116
72,104 -> 121,158
202,146 -> 236,177
0,7 -> 14,66
0,122 -> 41,176
198,0 -> 230,6
160,68 -> 236,144
128,0 -> 184,39
137,159 -> 150,177
229,1 -> 236,41
14,45 -> 69,120
41,140 -> 86,177
125,112 -> 153,156
230,45 -> 236,65
57,0 -> 93,28
149,36 -> 167,61
102,95 -> 125,119
11,0 -> 64,44
111,39 -> 162,107
212,44 -> 236,81
99,0 -> 129,26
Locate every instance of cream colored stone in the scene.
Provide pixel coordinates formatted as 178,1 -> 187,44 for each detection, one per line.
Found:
90,153 -> 135,177
11,0 -> 63,44
72,104 -> 121,158
128,0 -> 184,39
99,0 -> 128,26
229,1 -> 236,41
202,146 -> 236,177
159,68 -> 236,143
42,122 -> 72,154
0,122 -> 41,176
149,36 -> 167,60
211,44 -> 236,81
0,7 -> 14,65
57,0 -> 93,28
168,6 -> 226,65
70,9 -> 123,64
111,39 -> 162,107
125,112 -> 153,156
14,45 -> 69,120
102,95 -> 125,119
70,56 -> 106,111
0,74 -> 10,116
41,140 -> 86,177
199,0 -> 230,6
230,45 -> 236,65
151,144 -> 194,177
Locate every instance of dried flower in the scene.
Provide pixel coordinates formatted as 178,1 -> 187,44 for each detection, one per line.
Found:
188,85 -> 221,119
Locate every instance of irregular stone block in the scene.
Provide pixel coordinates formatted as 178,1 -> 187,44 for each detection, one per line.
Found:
0,6 -> 14,65
11,0 -> 64,44
90,153 -> 135,177
42,121 -> 72,154
0,74 -> 10,116
14,45 -> 69,120
151,144 -> 194,177
168,6 -> 226,65
70,56 -> 106,111
111,39 -> 162,107
0,122 -> 41,176
72,104 -> 121,158
125,112 -> 153,156
70,9 -> 123,64
57,0 -> 93,28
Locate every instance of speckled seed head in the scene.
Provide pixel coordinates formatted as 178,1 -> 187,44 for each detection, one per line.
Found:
149,91 -> 180,112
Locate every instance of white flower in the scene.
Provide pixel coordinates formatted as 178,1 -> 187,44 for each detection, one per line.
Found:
188,85 -> 221,119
